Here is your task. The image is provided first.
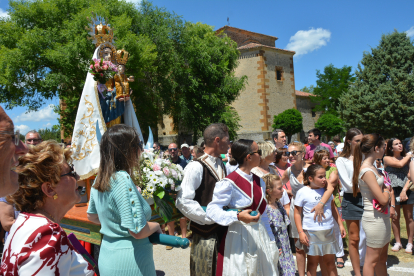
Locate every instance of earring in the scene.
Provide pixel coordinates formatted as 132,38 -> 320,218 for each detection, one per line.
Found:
53,194 -> 58,200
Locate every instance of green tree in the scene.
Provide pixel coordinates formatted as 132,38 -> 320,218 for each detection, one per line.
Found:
312,64 -> 356,115
338,31 -> 414,138
0,0 -> 245,142
272,109 -> 303,143
38,125 -> 61,142
217,106 -> 241,141
315,113 -> 343,140
300,85 -> 315,93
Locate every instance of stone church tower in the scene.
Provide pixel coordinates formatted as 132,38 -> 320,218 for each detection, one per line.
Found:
158,26 -> 319,145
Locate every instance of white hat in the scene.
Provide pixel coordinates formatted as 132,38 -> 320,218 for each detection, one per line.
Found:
181,143 -> 189,149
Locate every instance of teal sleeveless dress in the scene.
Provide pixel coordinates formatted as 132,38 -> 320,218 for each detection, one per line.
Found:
87,171 -> 155,276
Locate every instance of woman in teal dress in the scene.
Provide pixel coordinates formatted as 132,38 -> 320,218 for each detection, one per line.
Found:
87,124 -> 161,276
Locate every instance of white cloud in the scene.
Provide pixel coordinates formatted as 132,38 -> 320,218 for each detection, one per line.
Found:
286,28 -> 331,56
406,26 -> 414,37
14,104 -> 58,123
15,125 -> 31,135
43,122 -> 53,128
0,8 -> 9,18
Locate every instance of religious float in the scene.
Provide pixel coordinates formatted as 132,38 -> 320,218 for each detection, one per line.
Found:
61,15 -> 188,263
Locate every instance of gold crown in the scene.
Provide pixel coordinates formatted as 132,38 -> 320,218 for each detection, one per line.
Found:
116,49 -> 129,65
85,13 -> 116,47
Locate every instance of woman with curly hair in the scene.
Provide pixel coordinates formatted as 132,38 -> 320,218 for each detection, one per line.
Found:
1,140 -> 94,275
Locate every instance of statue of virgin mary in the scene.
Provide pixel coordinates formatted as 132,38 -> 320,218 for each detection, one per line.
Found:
71,15 -> 144,180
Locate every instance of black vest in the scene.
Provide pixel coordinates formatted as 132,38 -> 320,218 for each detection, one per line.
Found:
190,156 -> 227,238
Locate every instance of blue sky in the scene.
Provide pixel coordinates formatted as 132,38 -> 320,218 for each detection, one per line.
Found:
1,0 -> 414,134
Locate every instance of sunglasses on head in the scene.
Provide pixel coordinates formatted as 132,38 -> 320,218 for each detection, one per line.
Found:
284,150 -> 302,157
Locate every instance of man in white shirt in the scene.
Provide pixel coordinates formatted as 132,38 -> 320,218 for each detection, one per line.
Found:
176,123 -> 229,276
272,128 -> 287,149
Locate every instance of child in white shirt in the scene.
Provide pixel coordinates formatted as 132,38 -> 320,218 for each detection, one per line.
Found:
294,164 -> 346,276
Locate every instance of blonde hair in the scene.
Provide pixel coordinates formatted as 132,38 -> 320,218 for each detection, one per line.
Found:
8,140 -> 72,213
257,141 -> 276,160
288,141 -> 306,153
263,174 -> 282,202
410,136 -> 414,153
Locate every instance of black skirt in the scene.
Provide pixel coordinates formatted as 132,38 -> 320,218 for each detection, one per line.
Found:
341,192 -> 364,220
393,186 -> 414,205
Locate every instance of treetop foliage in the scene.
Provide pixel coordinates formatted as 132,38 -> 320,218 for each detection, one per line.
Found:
315,113 -> 343,138
338,31 -> 414,138
272,108 -> 303,142
0,0 -> 246,141
311,64 -> 355,115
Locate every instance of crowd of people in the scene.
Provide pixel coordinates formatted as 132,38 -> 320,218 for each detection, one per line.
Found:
0,104 -> 414,275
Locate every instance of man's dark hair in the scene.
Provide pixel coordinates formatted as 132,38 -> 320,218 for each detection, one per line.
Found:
333,136 -> 341,143
271,129 -> 284,143
309,128 -> 321,140
153,142 -> 161,148
203,123 -> 229,146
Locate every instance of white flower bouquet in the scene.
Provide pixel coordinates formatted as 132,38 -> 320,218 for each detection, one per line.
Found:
133,149 -> 184,222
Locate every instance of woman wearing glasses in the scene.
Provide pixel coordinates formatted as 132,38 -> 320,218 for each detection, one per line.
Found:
87,125 -> 161,276
1,140 -> 94,275
280,141 -> 310,276
206,139 -> 279,275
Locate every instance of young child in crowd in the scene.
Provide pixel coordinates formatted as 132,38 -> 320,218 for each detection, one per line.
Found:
294,164 -> 346,276
264,174 -> 296,276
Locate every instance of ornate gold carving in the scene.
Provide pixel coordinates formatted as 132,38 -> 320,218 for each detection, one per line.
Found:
86,14 -> 114,48
116,49 -> 129,65
72,95 -> 98,161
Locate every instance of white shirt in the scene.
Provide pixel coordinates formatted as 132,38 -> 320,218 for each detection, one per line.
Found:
226,162 -> 238,175
336,143 -> 344,153
280,189 -> 290,206
206,169 -> 275,241
176,153 -> 224,225
295,187 -> 334,231
336,157 -> 354,194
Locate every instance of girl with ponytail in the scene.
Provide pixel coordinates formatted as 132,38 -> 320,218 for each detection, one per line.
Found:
294,164 -> 346,276
352,134 -> 395,276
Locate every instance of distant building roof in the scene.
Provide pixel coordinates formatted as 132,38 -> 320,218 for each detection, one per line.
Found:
238,42 -> 295,54
295,90 -> 314,97
215,26 -> 278,40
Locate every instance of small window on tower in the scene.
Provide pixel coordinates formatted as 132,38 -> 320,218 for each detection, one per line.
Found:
312,111 -> 316,117
276,70 -> 282,81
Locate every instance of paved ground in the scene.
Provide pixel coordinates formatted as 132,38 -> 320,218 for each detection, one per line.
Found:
153,245 -> 414,276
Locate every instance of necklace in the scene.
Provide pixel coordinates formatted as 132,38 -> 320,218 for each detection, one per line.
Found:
39,209 -> 56,222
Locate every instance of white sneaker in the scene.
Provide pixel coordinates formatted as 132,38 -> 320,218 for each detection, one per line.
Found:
405,243 -> 413,254
391,242 -> 402,252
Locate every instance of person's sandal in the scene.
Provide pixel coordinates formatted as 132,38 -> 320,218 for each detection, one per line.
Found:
391,242 -> 402,252
336,257 -> 344,269
166,246 -> 173,250
405,243 -> 413,254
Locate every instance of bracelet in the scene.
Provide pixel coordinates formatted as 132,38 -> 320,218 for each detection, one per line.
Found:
318,202 -> 325,207
391,205 -> 396,208
298,231 -> 304,234
237,210 -> 241,221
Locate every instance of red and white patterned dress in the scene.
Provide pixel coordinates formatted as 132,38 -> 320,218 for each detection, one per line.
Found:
1,213 -> 94,276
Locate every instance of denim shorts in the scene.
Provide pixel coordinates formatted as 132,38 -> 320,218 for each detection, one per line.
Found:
341,192 -> 364,220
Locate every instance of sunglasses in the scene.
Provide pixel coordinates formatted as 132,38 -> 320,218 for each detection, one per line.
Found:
248,149 -> 262,156
168,148 -> 178,152
284,150 -> 303,157
60,164 -> 79,179
0,130 -> 21,146
26,138 -> 42,143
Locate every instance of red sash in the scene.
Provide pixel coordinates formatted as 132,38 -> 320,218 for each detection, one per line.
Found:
216,170 -> 267,276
